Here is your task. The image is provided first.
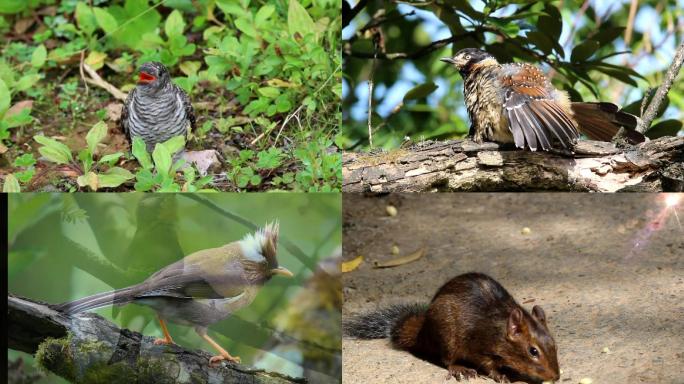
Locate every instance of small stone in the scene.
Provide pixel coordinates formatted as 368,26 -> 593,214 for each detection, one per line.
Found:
386,205 -> 398,216
521,227 -> 531,235
602,347 -> 610,354
391,245 -> 400,255
579,378 -> 593,384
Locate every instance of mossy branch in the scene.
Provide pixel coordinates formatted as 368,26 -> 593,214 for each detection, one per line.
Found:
8,295 -> 305,384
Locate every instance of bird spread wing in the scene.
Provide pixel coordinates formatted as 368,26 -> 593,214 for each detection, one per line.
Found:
500,64 -> 579,150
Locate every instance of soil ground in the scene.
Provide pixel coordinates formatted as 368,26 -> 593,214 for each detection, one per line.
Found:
342,193 -> 684,384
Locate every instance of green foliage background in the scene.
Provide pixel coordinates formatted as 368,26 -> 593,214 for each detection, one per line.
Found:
8,193 -> 342,383
341,0 -> 683,150
0,0 -> 341,192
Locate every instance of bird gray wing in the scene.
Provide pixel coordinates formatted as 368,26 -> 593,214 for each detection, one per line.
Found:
174,84 -> 196,130
120,88 -> 136,144
136,258 -> 247,300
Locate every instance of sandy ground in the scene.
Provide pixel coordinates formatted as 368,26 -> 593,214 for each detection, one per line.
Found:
342,193 -> 684,384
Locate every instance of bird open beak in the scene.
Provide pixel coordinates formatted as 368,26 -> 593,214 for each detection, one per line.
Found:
138,71 -> 156,84
440,57 -> 457,65
271,266 -> 294,277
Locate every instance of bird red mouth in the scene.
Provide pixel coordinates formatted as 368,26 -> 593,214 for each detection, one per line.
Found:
138,71 -> 156,84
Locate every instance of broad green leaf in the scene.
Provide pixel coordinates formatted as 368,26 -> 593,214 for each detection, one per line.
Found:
34,135 -> 73,164
93,7 -> 118,34
645,119 -> 683,139
98,167 -> 135,188
77,172 -> 99,190
2,174 -> 20,192
152,143 -> 172,176
75,2 -> 97,35
235,18 -> 257,38
99,152 -> 124,164
161,135 -> 185,155
133,169 -> 156,191
538,5 -> 562,43
288,0 -> 316,39
255,5 -> 275,27
86,121 -> 108,154
14,74 -> 41,92
0,0 -> 27,14
571,40 -> 600,62
403,82 -> 438,101
85,51 -> 107,70
0,78 -> 9,115
132,136 -> 153,169
179,61 -> 201,76
526,31 -> 553,55
31,45 -> 47,68
258,87 -> 280,98
165,10 -> 185,38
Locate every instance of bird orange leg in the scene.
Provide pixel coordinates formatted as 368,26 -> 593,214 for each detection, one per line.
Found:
198,331 -> 240,365
153,317 -> 174,345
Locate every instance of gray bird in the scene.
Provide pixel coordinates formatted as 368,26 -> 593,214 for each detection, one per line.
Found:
55,222 -> 293,364
121,62 -> 196,152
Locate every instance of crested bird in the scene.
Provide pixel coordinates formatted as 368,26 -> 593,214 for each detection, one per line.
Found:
54,222 -> 293,365
441,48 -> 645,151
121,61 -> 196,152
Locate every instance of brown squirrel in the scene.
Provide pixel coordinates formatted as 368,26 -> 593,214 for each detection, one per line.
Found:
344,272 -> 560,383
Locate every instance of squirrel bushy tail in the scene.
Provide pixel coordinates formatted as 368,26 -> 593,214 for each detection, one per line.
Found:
343,303 -> 428,350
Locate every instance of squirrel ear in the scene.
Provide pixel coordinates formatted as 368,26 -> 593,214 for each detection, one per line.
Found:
532,305 -> 547,325
507,308 -> 524,339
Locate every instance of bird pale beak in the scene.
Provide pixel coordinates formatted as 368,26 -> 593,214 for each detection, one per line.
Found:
440,57 -> 457,64
271,266 -> 294,277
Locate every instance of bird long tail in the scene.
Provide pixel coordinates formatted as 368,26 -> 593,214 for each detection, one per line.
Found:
53,286 -> 140,314
343,303 -> 428,351
570,102 -> 645,143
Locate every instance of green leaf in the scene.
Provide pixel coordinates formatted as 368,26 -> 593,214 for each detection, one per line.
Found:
160,135 -> 185,155
15,74 -> 41,92
99,152 -> 124,164
132,136 -> 153,169
591,27 -> 625,45
3,174 -> 20,192
86,121 -> 107,154
645,119 -> 682,139
13,153 -> 36,167
288,0 -> 316,39
235,18 -> 257,38
75,2 -> 97,35
152,143 -> 172,176
255,5 -> 275,27
258,87 -> 280,98
0,78 -> 9,116
98,167 -> 135,188
403,82 -> 438,101
526,31 -> 553,55
165,9 -> 185,38
34,135 -> 73,164
571,40 -> 600,62
93,7 -> 118,34
31,45 -> 47,68
133,169 -> 156,191
538,5 -> 562,43
0,0 -> 27,14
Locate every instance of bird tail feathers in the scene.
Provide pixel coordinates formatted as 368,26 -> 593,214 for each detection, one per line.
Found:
53,286 -> 139,314
571,102 -> 645,143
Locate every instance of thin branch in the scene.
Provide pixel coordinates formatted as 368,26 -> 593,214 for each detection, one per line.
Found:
637,40 -> 684,133
82,63 -> 128,101
344,37 -> 456,60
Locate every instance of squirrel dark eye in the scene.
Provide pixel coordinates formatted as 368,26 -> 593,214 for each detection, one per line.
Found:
529,346 -> 539,357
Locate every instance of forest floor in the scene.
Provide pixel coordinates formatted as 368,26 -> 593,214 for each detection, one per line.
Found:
342,193 -> 684,384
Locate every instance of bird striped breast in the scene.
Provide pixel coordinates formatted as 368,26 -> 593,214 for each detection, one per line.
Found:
463,65 -> 510,143
125,88 -> 189,150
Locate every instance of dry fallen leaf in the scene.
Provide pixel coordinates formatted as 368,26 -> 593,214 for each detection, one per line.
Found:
374,247 -> 426,268
342,255 -> 364,273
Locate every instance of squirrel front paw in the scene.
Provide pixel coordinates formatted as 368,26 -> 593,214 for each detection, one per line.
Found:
447,364 -> 478,381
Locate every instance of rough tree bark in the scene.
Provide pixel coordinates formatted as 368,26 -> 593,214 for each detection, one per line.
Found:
342,137 -> 684,192
8,295 -> 305,384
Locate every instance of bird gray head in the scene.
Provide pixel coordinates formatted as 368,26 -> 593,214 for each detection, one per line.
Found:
136,61 -> 170,92
440,48 -> 497,75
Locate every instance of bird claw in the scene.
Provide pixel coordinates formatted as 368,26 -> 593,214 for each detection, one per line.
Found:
209,354 -> 240,365
153,338 -> 173,345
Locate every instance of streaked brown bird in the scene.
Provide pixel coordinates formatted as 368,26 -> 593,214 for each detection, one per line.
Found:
441,48 -> 644,151
54,222 -> 293,365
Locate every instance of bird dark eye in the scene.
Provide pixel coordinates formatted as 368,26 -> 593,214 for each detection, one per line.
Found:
529,347 -> 539,357
465,54 -> 471,60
